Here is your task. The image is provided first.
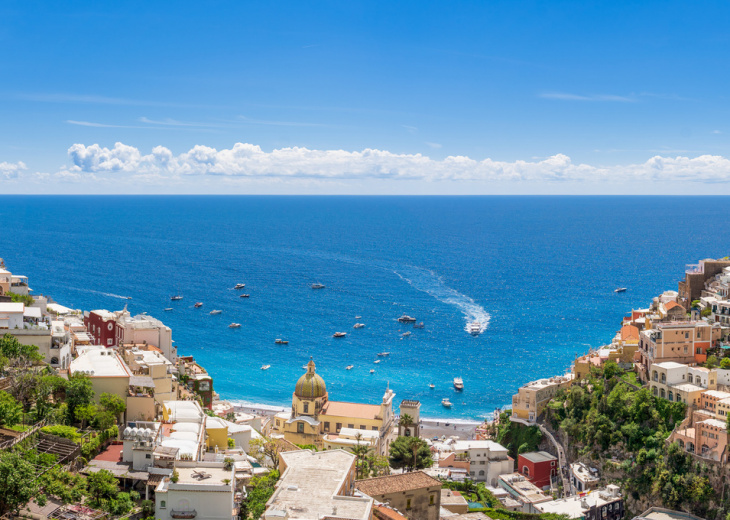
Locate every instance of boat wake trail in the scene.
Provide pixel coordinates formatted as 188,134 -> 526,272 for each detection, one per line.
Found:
392,265 -> 490,333
67,286 -> 130,300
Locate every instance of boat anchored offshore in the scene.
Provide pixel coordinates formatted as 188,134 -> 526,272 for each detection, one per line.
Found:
615,287 -> 627,293
234,283 -> 246,290
442,398 -> 452,408
398,314 -> 417,323
370,369 -> 375,374
229,323 -> 241,328
261,365 -> 270,370
239,294 -> 250,298
401,331 -> 411,337
468,321 -> 481,336
429,383 -> 435,389
346,365 -> 354,370
210,310 -> 222,315
453,377 -> 464,390
275,339 -> 289,345
374,359 -> 381,364
164,308 -> 173,312
333,332 -> 347,338
171,295 -> 183,301
413,322 -> 425,329
311,283 -> 325,289
377,352 -> 390,357
353,323 -> 365,329
194,302 -> 203,308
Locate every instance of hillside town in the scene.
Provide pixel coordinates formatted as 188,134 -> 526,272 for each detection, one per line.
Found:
1,257 -> 729,519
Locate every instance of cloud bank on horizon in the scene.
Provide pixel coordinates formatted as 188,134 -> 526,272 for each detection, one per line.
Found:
3,141 -> 730,192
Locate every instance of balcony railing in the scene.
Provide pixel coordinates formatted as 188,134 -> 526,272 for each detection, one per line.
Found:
170,510 -> 197,519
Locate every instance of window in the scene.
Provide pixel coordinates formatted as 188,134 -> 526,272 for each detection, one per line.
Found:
336,423 -> 342,432
303,402 -> 309,414
406,499 -> 412,510
668,391 -> 674,401
145,454 -> 151,459
479,470 -> 485,476
430,494 -> 435,506
551,461 -> 556,467
107,338 -> 113,345
161,501 -> 166,509
360,425 -> 366,430
660,388 -> 666,398
348,424 -> 354,429
523,466 -> 530,476
324,422 -> 330,432
297,422 -> 304,433
652,386 -> 657,396
372,426 -> 378,431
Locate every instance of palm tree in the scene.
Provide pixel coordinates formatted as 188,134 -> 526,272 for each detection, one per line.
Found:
352,432 -> 370,479
399,413 -> 414,436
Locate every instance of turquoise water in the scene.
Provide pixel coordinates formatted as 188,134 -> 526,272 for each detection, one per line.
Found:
1,195 -> 728,420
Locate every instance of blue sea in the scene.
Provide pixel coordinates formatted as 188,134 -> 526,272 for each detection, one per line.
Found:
1,196 -> 727,420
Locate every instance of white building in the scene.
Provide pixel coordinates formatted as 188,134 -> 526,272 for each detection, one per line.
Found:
155,461 -> 236,520
49,320 -> 72,369
0,302 -> 25,329
569,462 -> 600,494
69,345 -> 133,403
322,427 -> 380,453
161,400 -> 207,461
451,440 -> 512,486
534,485 -> 624,520
117,313 -> 175,361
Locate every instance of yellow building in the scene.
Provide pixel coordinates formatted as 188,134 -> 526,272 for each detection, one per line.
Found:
271,358 -> 396,454
511,374 -> 574,423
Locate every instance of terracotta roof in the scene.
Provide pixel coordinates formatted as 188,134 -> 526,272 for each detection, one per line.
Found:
373,505 -> 409,520
356,471 -> 441,497
322,400 -> 382,421
664,301 -> 682,311
620,325 -> 640,341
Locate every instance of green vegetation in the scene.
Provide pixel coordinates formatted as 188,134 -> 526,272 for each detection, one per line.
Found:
41,424 -> 82,442
705,355 -> 719,370
0,451 -> 37,515
240,470 -> 279,520
493,412 -> 542,459
0,390 -> 22,427
388,436 -> 433,472
721,358 -> 730,369
7,291 -> 33,307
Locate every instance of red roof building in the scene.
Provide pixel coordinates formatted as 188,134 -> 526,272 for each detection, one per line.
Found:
517,451 -> 558,489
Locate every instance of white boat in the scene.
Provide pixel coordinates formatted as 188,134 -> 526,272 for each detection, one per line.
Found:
353,323 -> 365,329
370,369 -> 375,374
229,323 -> 241,328
333,332 -> 347,338
442,398 -> 452,408
429,383 -> 435,389
164,308 -> 173,312
468,321 -> 481,336
210,310 -> 222,315
453,377 -> 464,391
355,316 -> 362,319
239,294 -> 250,298
171,295 -> 183,301
374,360 -> 381,364
194,302 -> 203,308
398,314 -> 416,323
615,287 -> 627,293
377,352 -> 390,357
234,283 -> 246,290
275,339 -> 289,345
261,365 -> 270,370
311,283 -> 325,289
346,365 -> 354,370
401,331 -> 411,337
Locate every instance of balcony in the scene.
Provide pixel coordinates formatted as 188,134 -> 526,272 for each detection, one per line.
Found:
170,510 -> 197,519
686,264 -> 703,275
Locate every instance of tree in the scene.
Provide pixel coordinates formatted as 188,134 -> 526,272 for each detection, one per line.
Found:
0,391 -> 22,427
249,437 -> 285,467
706,355 -> 719,369
99,392 -> 126,418
351,432 -> 370,478
388,436 -> 433,472
65,374 -> 94,424
75,404 -> 97,430
399,413 -> 414,435
721,358 -> 730,370
225,411 -> 236,421
0,451 -> 38,515
87,469 -> 118,505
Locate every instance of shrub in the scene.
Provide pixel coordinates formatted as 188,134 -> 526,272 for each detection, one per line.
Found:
41,425 -> 81,442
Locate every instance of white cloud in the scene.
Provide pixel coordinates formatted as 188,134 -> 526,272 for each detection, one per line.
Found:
62,142 -> 730,184
0,161 -> 27,179
539,92 -> 636,102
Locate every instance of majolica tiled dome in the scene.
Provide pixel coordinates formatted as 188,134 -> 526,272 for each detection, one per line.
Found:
295,358 -> 327,398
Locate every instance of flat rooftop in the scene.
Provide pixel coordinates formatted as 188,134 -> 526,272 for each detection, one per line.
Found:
454,440 -> 508,452
70,350 -> 131,378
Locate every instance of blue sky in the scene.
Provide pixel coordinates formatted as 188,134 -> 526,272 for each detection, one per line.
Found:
1,0 -> 729,194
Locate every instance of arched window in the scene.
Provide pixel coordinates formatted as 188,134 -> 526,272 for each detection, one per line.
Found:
660,388 -> 666,398
676,394 -> 682,403
303,402 -> 309,414
696,375 -> 702,385
479,470 -> 485,476
652,386 -> 658,396
653,371 -> 658,381
50,357 -> 58,365
661,373 -> 666,384
668,391 -> 674,401
523,466 -> 530,477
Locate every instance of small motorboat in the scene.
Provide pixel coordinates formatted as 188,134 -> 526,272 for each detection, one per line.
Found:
615,287 -> 627,293
355,316 -> 362,319
413,322 -> 425,329
346,365 -> 354,370
311,283 -> 325,289
261,365 -> 270,370
194,302 -> 203,308
234,283 -> 246,290
164,308 -> 173,312
429,383 -> 435,389
401,331 -> 411,337
453,377 -> 464,391
125,296 -> 132,300
377,352 -> 390,357
210,310 -> 222,315
353,323 -> 365,329
370,369 -> 375,374
171,295 -> 183,301
229,323 -> 241,328
442,398 -> 452,408
275,339 -> 289,345
333,332 -> 347,338
468,321 -> 481,336
239,294 -> 250,298
374,360 -> 381,364
398,314 -> 417,323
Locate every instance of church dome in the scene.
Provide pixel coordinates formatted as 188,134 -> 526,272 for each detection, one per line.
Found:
295,358 -> 327,398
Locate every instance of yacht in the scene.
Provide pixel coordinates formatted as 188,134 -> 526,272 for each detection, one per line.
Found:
333,332 -> 347,338
171,295 -> 183,301
164,308 -> 173,312
311,283 -> 325,289
229,323 -> 241,328
453,377 -> 464,391
377,352 -> 390,357
275,339 -> 289,345
261,365 -> 270,370
401,331 -> 411,337
194,302 -> 203,308
374,359 -> 381,364
398,315 -> 417,323
441,398 -> 452,408
370,369 -> 375,374
210,310 -> 222,315
234,283 -> 246,290
239,294 -> 250,298
615,287 -> 627,293
413,322 -> 425,329
429,383 -> 435,389
346,365 -> 354,370
353,323 -> 365,329
468,321 -> 481,336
